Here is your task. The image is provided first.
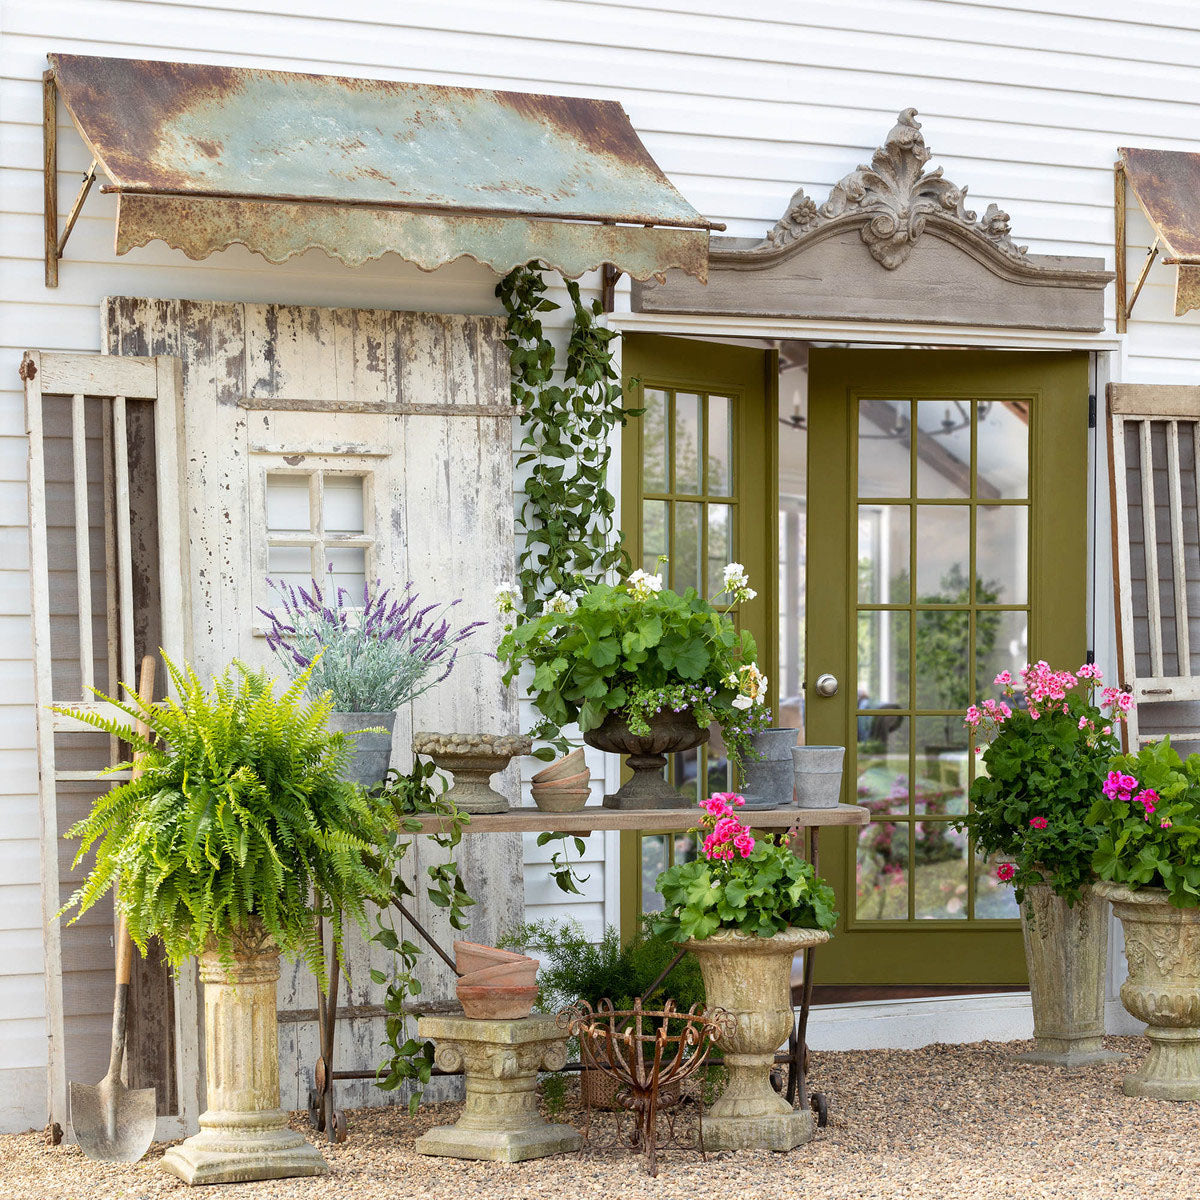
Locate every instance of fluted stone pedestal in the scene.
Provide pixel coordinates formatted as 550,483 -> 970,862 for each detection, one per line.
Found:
415,1014 -> 580,1162
161,933 -> 328,1185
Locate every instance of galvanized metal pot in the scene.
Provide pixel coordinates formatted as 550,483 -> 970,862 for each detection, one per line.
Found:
740,727 -> 798,809
1098,882 -> 1200,1100
792,744 -> 845,808
685,927 -> 829,1151
1018,881 -> 1125,1066
326,711 -> 396,788
584,708 -> 708,810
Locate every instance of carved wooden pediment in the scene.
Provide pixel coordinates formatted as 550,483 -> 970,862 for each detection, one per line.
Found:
633,108 -> 1113,332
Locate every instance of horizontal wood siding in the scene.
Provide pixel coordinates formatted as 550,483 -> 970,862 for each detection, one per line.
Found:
2,0 -> 1200,1129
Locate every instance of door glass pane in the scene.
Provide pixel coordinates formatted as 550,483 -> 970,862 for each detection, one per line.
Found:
858,399 -> 910,498
914,610 -> 972,711
642,499 -> 668,575
915,399 -> 972,499
674,392 -> 702,494
914,825 -> 969,920
858,505 -> 910,603
915,506 -> 969,599
857,713 -> 909,815
975,610 -> 1029,698
914,715 -> 968,817
673,501 -> 702,593
641,835 -> 668,913
708,394 -> 732,494
858,610 -> 909,707
642,389 -> 668,492
976,506 -> 1028,604
856,823 -> 909,919
974,850 -> 1021,918
977,401 -> 1029,499
707,504 -> 733,597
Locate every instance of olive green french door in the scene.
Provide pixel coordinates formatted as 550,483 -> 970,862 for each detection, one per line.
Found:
618,334 -> 776,938
806,349 -> 1089,985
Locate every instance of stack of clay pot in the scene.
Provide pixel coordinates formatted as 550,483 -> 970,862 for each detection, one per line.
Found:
454,940 -> 539,1020
530,747 -> 591,812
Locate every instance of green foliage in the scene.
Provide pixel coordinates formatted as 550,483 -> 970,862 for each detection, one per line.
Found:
497,263 -> 636,618
496,575 -> 765,768
500,917 -> 706,1013
540,1070 -> 567,1115
56,656 -> 394,983
1089,739 -> 1200,908
964,673 -> 1121,907
654,839 -> 838,943
370,758 -> 474,1113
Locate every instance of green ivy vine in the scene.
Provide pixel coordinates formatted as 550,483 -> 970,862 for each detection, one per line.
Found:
496,263 -> 636,893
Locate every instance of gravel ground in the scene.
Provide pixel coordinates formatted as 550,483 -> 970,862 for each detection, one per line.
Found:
2,1037 -> 1196,1200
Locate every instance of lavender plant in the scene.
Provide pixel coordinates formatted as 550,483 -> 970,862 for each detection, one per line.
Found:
259,571 -> 485,713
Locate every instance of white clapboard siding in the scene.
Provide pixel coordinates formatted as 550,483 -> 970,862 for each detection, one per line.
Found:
1,0 -> 1199,1133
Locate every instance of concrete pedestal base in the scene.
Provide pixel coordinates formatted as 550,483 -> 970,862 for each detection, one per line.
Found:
160,1118 -> 327,1185
704,1106 -> 813,1152
1016,1044 -> 1127,1067
1122,1028 -> 1200,1100
415,1014 -> 581,1163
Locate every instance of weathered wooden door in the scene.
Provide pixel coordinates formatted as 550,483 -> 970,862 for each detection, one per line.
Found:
806,349 -> 1089,986
105,299 -> 524,1108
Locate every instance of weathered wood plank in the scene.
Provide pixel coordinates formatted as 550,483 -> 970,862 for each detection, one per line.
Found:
1108,383 -> 1200,417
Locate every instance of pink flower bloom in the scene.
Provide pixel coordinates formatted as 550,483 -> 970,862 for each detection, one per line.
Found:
996,863 -> 1016,883
1078,716 -> 1090,730
733,832 -> 755,858
964,705 -> 982,727
1161,818 -> 1173,829
994,670 -> 1013,686
1077,663 -> 1102,680
701,796 -> 730,817
1102,725 -> 1112,735
1029,817 -> 1049,830
1117,692 -> 1135,713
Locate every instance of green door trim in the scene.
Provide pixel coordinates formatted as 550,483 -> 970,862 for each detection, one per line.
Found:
617,333 -> 777,940
806,348 -> 1089,985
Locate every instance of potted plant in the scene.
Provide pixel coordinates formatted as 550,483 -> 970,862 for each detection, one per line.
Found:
499,918 -> 705,1109
1091,738 -> 1200,1100
963,661 -> 1133,1066
495,563 -> 769,809
654,792 -> 837,1151
260,570 -> 484,787
57,657 -> 396,1184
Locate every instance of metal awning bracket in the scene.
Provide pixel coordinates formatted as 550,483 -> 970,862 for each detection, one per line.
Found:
44,71 -> 101,288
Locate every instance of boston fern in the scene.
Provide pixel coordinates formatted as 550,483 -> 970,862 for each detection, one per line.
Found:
56,656 -> 395,982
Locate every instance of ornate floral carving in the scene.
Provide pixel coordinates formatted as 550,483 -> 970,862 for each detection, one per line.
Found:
760,108 -> 1029,269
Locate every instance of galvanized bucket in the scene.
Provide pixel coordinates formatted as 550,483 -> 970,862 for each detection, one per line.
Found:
326,711 -> 396,788
739,727 -> 798,809
792,744 -> 845,809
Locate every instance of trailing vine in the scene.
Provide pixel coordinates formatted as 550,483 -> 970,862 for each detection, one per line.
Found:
496,263 -> 636,893
371,758 -> 474,1113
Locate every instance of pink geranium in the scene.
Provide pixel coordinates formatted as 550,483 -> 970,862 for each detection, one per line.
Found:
996,862 -> 1016,883
1028,816 -> 1048,830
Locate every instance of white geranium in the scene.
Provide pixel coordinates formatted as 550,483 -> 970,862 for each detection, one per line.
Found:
720,562 -> 757,604
541,590 -> 578,616
731,694 -> 753,710
494,582 -> 519,614
627,568 -> 664,600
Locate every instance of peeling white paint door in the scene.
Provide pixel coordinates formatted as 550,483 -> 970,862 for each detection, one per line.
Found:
105,299 -> 525,1111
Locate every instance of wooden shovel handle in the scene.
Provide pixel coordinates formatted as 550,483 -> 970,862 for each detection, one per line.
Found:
114,655 -> 156,989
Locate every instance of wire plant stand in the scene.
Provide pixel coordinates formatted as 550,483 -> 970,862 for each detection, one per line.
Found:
562,999 -> 733,1177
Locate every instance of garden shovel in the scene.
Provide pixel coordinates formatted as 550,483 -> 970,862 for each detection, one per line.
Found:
70,656 -> 157,1163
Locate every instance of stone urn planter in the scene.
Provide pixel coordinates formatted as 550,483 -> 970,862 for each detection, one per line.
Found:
326,711 -> 396,788
161,928 -> 327,1184
792,744 -> 845,809
1097,882 -> 1200,1100
740,727 -> 798,809
685,927 -> 830,1151
412,732 -> 532,814
1018,881 -> 1125,1066
584,708 -> 708,810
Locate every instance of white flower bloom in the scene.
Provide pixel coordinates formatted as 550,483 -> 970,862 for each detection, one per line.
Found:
723,562 -> 748,588
627,568 -> 664,600
494,582 -> 519,614
731,694 -> 753,710
741,586 -> 758,602
542,590 -> 578,616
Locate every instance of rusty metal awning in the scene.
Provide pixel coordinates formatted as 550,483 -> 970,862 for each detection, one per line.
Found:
1117,147 -> 1200,320
44,54 -> 717,286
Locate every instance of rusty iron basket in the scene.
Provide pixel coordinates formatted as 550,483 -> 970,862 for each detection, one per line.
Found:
560,999 -> 732,1176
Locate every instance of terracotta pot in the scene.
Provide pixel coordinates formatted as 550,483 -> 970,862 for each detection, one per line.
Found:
584,708 -> 708,810
457,958 -> 540,989
456,983 -> 539,1020
531,787 -> 590,813
533,769 -> 590,791
1018,881 -> 1124,1066
326,711 -> 396,788
532,748 -> 586,784
1097,882 -> 1200,1100
454,940 -> 528,975
686,927 -> 829,1151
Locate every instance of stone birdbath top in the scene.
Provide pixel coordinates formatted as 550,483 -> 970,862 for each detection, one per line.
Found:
413,732 -> 533,815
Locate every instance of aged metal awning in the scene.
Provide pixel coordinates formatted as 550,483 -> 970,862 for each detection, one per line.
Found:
43,54 -> 718,287
1116,147 -> 1200,325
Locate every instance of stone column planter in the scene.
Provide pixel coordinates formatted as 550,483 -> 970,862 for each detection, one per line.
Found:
1018,882 -> 1125,1066
685,927 -> 830,1151
412,732 -> 532,814
161,931 -> 327,1184
740,727 -> 798,810
1097,882 -> 1200,1100
584,708 -> 709,809
326,711 -> 396,788
414,1014 -> 581,1162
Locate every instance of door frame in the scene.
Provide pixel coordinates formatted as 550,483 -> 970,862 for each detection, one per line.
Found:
608,311 -> 1121,953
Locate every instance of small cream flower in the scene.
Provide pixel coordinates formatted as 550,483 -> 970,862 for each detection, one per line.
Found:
494,582 -> 519,614
732,695 -> 753,710
627,569 -> 664,600
541,590 -> 578,616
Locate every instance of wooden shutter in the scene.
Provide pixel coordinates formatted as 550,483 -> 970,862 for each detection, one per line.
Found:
21,350 -> 199,1139
1107,383 -> 1200,751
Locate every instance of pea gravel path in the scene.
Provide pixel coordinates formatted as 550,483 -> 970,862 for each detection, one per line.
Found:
3,1037 -> 1195,1200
